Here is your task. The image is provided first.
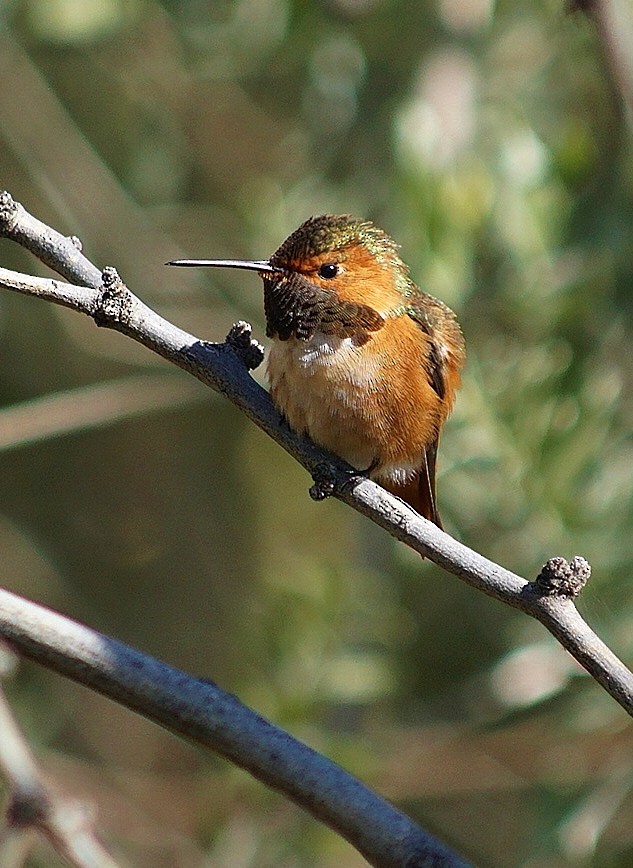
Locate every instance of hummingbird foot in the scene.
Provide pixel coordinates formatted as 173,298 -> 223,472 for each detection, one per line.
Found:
225,321 -> 265,370
309,462 -> 338,501
309,460 -> 375,501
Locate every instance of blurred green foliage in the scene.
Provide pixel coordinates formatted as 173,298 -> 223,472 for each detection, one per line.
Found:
1,0 -> 633,865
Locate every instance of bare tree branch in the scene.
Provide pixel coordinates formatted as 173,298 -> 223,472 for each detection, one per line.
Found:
2,191 -> 633,866
0,588 -> 468,868
1,192 -> 632,718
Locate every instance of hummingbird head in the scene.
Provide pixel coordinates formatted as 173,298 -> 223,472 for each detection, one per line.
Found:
267,214 -> 409,288
167,215 -> 413,340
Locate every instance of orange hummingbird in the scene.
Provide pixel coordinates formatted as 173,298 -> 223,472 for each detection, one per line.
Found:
168,215 -> 465,526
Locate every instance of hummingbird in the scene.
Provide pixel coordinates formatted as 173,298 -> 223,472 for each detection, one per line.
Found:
168,215 -> 465,527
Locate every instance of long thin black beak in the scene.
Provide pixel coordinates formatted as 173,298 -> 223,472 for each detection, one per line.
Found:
166,258 -> 279,273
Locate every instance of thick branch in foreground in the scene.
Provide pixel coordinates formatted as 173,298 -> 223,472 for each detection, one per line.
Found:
1,192 -> 633,717
0,588 -> 468,868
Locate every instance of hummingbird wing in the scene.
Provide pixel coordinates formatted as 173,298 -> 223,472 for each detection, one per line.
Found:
397,294 -> 465,528
405,297 -> 453,400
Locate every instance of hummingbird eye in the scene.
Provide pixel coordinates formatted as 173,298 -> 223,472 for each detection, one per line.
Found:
318,262 -> 339,279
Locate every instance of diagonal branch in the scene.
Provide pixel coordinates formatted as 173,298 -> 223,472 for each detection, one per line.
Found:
1,192 -> 632,717
1,192 -> 633,867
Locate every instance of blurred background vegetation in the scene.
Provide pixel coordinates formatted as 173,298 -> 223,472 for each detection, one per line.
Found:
1,0 -> 633,865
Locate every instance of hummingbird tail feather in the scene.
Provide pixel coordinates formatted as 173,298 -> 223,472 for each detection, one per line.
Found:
384,442 -> 442,529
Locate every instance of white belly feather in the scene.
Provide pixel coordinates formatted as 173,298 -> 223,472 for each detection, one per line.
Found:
267,331 -> 419,483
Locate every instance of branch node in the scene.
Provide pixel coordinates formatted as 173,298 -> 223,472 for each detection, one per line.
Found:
0,191 -> 19,236
94,266 -> 133,326
534,555 -> 591,597
225,320 -> 265,370
68,235 -> 83,252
